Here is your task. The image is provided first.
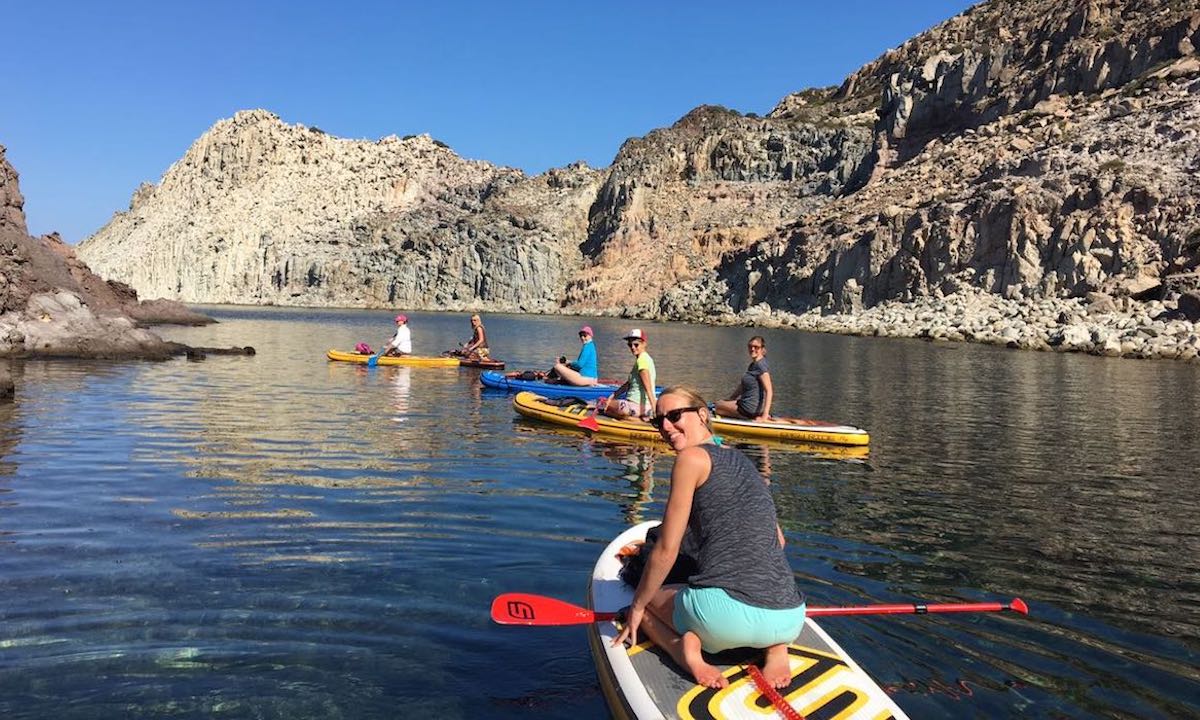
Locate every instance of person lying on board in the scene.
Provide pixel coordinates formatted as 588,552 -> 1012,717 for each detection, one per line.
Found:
381,314 -> 412,356
460,314 -> 490,359
614,385 -> 803,690
714,335 -> 773,422
548,325 -> 600,386
597,329 -> 655,420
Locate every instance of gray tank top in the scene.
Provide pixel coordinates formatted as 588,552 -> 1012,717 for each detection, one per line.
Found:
685,444 -> 802,609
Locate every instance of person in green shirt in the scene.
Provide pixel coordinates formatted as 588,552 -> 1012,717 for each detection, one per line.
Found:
599,328 -> 656,421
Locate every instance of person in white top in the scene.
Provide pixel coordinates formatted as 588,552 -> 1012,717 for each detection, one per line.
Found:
383,314 -> 412,356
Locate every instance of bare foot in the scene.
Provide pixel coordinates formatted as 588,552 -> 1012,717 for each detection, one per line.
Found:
762,644 -> 792,688
682,632 -> 729,689
689,659 -> 729,689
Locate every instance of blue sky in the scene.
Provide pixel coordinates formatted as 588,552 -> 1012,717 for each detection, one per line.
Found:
3,0 -> 977,244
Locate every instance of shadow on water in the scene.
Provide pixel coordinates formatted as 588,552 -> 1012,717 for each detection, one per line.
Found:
0,306 -> 1194,718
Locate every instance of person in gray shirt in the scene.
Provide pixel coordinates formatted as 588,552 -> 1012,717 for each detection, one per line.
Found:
613,385 -> 804,690
714,336 -> 774,421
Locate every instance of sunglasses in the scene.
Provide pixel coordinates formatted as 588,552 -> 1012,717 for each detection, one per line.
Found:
649,406 -> 702,430
626,340 -> 642,347
748,344 -> 763,350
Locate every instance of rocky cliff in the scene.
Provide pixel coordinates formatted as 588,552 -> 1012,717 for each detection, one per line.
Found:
653,0 -> 1200,359
563,105 -> 875,308
77,0 -> 1200,360
79,110 -> 604,311
0,145 -> 210,363
720,0 -> 1200,308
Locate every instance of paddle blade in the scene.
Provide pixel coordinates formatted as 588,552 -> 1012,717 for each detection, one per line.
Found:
367,354 -> 378,368
578,412 -> 601,432
491,593 -> 618,626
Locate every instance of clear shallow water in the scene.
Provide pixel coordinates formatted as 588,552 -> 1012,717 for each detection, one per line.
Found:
0,306 -> 1197,719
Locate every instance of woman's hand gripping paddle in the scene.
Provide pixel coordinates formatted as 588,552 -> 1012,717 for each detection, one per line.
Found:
490,593 -> 1029,626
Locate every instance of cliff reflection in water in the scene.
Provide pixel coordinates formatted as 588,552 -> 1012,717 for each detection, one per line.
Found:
118,349 -> 486,565
769,338 -> 1200,662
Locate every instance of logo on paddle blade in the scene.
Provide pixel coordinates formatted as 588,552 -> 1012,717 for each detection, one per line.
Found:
506,600 -> 536,620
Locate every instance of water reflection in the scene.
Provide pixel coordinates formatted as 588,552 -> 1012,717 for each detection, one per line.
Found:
598,443 -> 658,525
390,366 -> 412,419
0,308 -> 1194,719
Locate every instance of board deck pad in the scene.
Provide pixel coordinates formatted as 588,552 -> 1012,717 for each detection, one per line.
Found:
590,522 -> 909,720
623,629 -> 899,720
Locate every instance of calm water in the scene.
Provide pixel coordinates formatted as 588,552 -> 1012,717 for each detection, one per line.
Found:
1,306 -> 1197,719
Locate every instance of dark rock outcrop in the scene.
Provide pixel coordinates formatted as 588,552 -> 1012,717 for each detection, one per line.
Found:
0,145 -> 215,361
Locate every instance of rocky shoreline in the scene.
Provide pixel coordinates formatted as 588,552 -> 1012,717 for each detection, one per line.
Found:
0,142 -> 250,399
654,289 -> 1199,362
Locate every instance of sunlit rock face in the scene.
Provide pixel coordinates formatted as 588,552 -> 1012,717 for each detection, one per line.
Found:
561,104 -> 874,311
79,110 -> 604,311
663,1 -> 1200,322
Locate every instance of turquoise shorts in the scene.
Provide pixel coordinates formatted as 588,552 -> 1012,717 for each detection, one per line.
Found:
673,586 -> 806,653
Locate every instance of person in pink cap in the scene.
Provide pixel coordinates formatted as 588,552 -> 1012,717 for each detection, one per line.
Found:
551,325 -> 599,386
381,314 -> 412,356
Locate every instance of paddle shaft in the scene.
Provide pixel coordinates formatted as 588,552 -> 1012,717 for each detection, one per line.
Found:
808,599 -> 1028,616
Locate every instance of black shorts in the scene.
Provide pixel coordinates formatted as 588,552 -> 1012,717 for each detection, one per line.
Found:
736,402 -> 761,419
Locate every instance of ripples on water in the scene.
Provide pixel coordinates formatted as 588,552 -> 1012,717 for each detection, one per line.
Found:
0,306 -> 1196,719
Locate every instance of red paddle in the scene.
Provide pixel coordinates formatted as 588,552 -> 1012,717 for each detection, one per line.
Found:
490,593 -> 1029,626
578,400 -> 602,431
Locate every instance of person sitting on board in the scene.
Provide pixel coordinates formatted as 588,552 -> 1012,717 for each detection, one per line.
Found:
714,335 -> 773,422
459,313 -> 490,359
614,385 -> 803,690
382,314 -> 412,356
598,329 -> 655,421
549,325 -> 599,386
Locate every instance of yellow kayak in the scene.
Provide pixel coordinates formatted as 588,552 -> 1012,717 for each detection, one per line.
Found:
513,392 -> 662,442
712,413 -> 869,446
511,393 -> 868,456
513,413 -> 869,461
325,349 -> 460,367
514,392 -> 869,450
